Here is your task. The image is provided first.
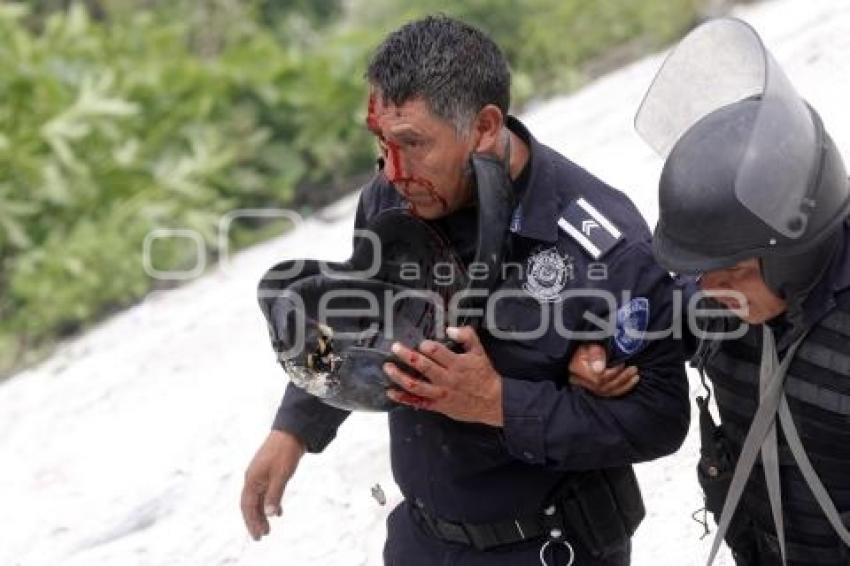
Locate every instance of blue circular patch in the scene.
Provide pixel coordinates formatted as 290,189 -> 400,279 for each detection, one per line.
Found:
614,297 -> 650,356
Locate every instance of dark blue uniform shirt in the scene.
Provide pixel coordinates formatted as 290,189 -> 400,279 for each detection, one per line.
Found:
272,117 -> 690,523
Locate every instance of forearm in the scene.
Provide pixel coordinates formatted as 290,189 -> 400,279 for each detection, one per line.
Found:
500,360 -> 689,469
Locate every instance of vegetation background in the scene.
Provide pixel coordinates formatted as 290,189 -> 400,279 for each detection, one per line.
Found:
0,0 -> 734,375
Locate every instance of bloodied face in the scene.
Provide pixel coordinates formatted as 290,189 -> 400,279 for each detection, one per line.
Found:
366,91 -> 482,219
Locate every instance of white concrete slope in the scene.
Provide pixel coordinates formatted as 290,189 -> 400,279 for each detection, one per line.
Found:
2,1 -> 849,564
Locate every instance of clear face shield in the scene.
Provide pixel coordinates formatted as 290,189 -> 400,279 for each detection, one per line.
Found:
635,18 -> 820,240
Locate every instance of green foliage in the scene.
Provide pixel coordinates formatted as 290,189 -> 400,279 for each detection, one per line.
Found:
0,0 -> 707,375
350,0 -> 700,104
0,2 -> 375,373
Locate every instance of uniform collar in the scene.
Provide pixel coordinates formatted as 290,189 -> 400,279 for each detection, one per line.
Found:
505,116 -> 561,243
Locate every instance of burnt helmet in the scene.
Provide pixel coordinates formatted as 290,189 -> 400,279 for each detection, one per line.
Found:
257,154 -> 515,411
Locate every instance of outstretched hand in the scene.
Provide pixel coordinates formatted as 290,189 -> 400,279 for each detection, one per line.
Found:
240,430 -> 305,541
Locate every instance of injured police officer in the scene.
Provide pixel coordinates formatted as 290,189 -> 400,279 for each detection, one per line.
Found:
242,15 -> 690,566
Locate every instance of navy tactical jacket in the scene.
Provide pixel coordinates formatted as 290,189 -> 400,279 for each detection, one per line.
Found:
269,117 -> 690,523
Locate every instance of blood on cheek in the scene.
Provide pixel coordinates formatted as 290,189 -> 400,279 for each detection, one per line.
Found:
365,96 -> 447,214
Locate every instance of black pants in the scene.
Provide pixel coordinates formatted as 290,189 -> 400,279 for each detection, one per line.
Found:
383,501 -> 631,566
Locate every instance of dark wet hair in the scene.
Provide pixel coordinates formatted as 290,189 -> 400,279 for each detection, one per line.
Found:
366,15 -> 511,131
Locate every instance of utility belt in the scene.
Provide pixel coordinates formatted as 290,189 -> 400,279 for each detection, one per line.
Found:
409,466 -> 644,558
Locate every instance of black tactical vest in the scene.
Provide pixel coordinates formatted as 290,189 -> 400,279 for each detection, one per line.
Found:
705,293 -> 850,565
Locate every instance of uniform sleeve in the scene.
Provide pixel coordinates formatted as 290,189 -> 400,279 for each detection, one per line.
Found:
267,185 -> 381,452
272,383 -> 350,453
500,240 -> 691,469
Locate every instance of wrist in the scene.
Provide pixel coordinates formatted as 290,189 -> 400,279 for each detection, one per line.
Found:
271,429 -> 306,459
484,373 -> 504,427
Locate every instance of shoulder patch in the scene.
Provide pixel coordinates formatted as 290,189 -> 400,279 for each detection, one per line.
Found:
614,297 -> 650,357
557,197 -> 623,260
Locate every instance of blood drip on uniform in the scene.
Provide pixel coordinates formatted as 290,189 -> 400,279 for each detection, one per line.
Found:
365,93 -> 448,216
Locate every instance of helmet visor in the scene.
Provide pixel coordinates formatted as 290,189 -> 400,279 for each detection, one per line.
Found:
635,18 -> 819,239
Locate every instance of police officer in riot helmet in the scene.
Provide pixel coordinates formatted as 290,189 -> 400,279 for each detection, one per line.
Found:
577,18 -> 850,566
653,98 -> 849,329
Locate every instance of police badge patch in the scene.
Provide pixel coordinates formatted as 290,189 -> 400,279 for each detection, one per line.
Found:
523,246 -> 574,302
614,297 -> 650,356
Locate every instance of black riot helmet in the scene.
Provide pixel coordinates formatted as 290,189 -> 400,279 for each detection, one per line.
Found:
257,153 -> 514,412
635,18 -> 850,301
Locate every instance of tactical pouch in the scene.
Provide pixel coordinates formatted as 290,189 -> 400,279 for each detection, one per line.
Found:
551,466 -> 645,558
696,395 -> 736,517
696,395 -> 758,557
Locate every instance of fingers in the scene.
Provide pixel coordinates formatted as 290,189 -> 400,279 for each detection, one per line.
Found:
418,339 -> 457,367
570,365 -> 640,398
584,343 -> 608,373
569,363 -> 624,391
387,387 -> 437,409
390,343 -> 449,383
241,475 -> 270,541
446,326 -> 483,355
263,471 -> 286,520
598,366 -> 640,397
568,343 -> 608,377
384,361 -> 447,401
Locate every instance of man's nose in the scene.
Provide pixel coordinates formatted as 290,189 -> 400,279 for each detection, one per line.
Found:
382,144 -> 409,182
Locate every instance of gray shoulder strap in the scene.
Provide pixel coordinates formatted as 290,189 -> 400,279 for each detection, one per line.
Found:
778,397 -> 850,546
706,326 -> 804,565
706,325 -> 850,565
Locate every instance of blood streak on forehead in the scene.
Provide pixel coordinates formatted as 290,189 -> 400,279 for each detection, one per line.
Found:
366,92 -> 382,137
364,92 -> 448,215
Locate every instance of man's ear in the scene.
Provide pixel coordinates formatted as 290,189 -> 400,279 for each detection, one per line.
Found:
472,105 -> 505,154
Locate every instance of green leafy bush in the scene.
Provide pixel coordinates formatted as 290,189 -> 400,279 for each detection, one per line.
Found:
0,2 -> 375,372
0,0 -> 708,375
349,0 -> 700,103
